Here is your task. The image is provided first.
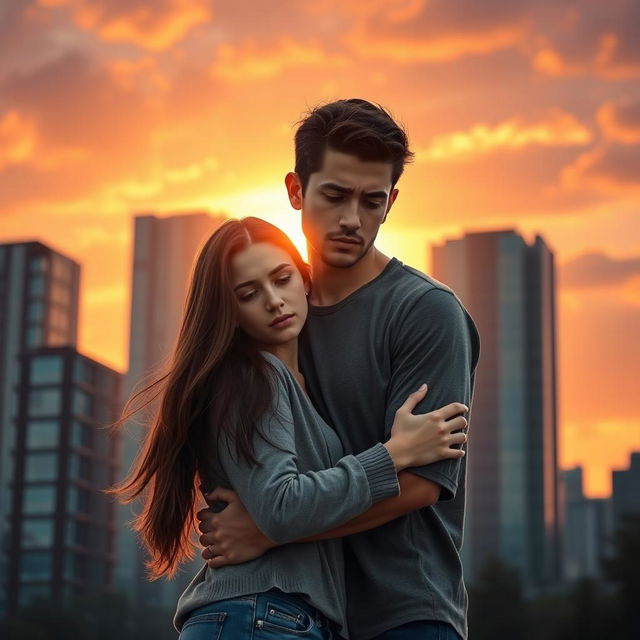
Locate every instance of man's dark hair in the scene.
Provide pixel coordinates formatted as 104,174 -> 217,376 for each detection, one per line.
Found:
294,98 -> 414,194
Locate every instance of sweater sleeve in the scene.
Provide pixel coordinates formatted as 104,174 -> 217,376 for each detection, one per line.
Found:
218,370 -> 399,545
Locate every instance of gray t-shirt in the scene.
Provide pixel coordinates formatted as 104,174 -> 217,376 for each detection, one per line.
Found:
174,352 -> 400,638
299,258 -> 480,640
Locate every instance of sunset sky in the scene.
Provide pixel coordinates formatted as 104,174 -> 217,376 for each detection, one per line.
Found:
1,0 -> 639,497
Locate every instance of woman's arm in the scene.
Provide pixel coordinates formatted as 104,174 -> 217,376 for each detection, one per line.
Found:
216,370 -> 399,545
199,471 -> 440,568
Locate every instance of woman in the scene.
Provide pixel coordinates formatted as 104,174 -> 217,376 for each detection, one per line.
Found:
112,217 -> 468,639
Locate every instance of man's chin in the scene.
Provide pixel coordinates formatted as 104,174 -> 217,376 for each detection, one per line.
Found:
321,252 -> 362,268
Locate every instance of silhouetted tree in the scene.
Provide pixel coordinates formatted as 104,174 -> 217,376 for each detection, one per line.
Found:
468,556 -> 528,639
602,511 -> 640,638
552,577 -> 613,640
0,592 -> 177,640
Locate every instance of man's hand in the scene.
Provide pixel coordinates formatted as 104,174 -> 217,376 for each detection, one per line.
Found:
198,487 -> 276,568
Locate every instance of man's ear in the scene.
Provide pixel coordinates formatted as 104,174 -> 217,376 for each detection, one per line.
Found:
382,188 -> 399,224
285,172 -> 303,210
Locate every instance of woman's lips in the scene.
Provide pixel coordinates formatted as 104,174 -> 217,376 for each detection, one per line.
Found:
269,313 -> 295,328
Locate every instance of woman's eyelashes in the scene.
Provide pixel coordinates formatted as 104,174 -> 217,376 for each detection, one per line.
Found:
237,274 -> 293,303
275,274 -> 292,286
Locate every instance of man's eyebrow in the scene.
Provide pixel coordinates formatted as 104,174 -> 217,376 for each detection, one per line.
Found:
233,263 -> 291,291
319,182 -> 388,199
362,190 -> 389,199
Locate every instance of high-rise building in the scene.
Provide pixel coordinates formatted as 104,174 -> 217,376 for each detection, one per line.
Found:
611,451 -> 640,530
6,346 -> 121,613
0,242 -> 80,613
118,212 -> 227,607
432,230 -> 561,591
562,467 -> 612,581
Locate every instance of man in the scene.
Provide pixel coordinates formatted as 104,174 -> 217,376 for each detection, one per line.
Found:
198,99 -> 480,639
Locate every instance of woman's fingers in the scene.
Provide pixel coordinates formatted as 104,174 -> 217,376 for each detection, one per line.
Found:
437,402 -> 469,421
207,556 -> 231,569
397,384 -> 429,414
449,431 -> 468,445
445,415 -> 468,433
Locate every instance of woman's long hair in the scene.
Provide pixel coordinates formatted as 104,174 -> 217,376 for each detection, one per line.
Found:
109,217 -> 310,579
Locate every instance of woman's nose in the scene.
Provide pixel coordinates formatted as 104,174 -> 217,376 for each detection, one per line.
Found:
265,288 -> 284,310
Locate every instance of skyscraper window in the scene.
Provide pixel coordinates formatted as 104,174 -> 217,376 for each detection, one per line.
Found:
22,518 -> 54,547
23,486 -> 56,515
24,453 -> 58,482
26,420 -> 59,449
30,355 -> 63,385
28,388 -> 61,416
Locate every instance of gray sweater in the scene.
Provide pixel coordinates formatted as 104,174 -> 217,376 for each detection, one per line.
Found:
174,352 -> 400,638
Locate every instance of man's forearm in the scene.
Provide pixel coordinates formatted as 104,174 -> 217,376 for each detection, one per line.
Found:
298,471 -> 440,542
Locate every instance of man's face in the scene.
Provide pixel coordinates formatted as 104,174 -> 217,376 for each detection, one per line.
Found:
287,149 -> 398,268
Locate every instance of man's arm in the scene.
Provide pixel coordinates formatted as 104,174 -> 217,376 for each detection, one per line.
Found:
200,472 -> 440,567
300,471 -> 439,540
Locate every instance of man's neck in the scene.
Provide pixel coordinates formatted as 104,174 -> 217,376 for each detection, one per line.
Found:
309,246 -> 391,307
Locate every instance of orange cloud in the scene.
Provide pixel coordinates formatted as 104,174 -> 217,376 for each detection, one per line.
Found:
0,108 -> 91,172
417,109 -> 592,162
350,25 -> 526,63
559,251 -> 640,289
106,56 -> 169,91
0,110 -> 37,169
37,0 -> 211,50
532,47 -> 584,77
348,3 -> 528,62
212,37 -> 347,81
530,1 -> 640,80
562,144 -> 640,194
534,34 -> 640,79
597,99 -> 640,144
311,0 -> 529,62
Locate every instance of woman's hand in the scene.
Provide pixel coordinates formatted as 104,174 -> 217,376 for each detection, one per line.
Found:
383,385 -> 468,472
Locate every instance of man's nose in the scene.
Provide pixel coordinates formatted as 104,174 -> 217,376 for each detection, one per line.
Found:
339,198 -> 361,232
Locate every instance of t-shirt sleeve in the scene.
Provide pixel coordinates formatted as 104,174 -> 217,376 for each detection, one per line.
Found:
219,368 -> 399,544
385,287 -> 479,501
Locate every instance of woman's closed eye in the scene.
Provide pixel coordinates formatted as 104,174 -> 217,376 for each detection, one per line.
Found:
275,274 -> 292,286
238,289 -> 257,302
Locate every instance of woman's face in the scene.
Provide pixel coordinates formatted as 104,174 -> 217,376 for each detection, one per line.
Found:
230,242 -> 309,347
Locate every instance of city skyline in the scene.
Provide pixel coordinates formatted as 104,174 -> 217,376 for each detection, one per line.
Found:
4,214 -> 636,499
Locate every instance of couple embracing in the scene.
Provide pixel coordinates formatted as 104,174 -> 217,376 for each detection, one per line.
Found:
114,98 -> 480,640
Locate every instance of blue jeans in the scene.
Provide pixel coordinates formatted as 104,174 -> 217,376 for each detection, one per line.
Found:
371,620 -> 461,639
178,589 -> 338,639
